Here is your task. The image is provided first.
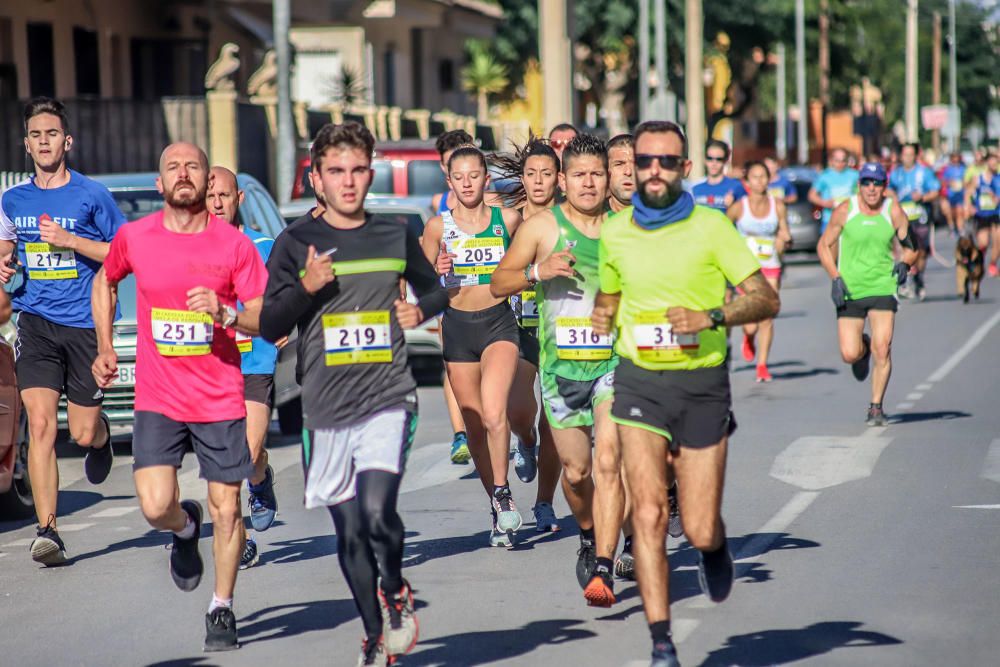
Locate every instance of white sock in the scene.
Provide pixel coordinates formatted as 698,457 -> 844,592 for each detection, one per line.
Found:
174,512 -> 196,540
209,594 -> 233,613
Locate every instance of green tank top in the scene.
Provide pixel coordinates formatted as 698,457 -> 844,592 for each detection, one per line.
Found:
838,195 -> 898,300
441,206 -> 511,287
537,205 -> 618,380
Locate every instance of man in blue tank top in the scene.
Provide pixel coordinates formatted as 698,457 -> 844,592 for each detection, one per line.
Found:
690,140 -> 745,212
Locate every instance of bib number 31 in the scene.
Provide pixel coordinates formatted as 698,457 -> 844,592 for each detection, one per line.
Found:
633,312 -> 699,362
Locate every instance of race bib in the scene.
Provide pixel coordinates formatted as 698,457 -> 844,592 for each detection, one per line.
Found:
901,201 -> 925,221
151,308 -> 214,356
633,312 -> 699,363
767,186 -> 786,201
949,179 -> 963,193
451,237 -> 505,278
747,236 -> 775,261
833,195 -> 850,207
323,311 -> 392,366
520,290 -> 539,328
555,317 -> 612,360
980,192 -> 996,210
235,332 -> 252,354
24,242 -> 78,280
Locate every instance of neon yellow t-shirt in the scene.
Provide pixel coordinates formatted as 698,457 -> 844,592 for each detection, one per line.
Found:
599,205 -> 761,371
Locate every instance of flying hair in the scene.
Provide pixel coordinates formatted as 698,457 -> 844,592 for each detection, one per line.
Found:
490,133 -> 560,208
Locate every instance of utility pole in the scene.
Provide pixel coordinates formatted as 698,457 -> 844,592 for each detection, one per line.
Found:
776,43 -> 787,161
639,0 -> 649,121
654,0 -> 667,114
539,0 -> 573,132
795,0 -> 808,165
932,11 -> 942,151
948,0 -> 960,150
685,0 -> 705,179
905,0 -> 919,142
819,0 -> 830,164
274,0 -> 293,206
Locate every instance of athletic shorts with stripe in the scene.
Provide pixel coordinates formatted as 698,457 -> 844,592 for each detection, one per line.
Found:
541,370 -> 614,429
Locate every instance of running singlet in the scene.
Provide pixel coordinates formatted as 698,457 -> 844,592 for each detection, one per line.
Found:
972,174 -> 999,217
735,195 -> 781,270
813,168 -> 859,229
599,206 -> 760,371
537,206 -> 618,380
768,176 -> 795,202
0,170 -> 126,327
440,206 -> 510,288
942,164 -> 966,203
889,165 -> 939,224
691,177 -> 746,212
239,227 -> 278,375
102,212 -> 268,422
837,196 -> 897,301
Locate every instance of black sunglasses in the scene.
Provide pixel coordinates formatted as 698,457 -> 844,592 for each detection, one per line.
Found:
635,154 -> 685,170
859,178 -> 886,187
705,156 -> 726,162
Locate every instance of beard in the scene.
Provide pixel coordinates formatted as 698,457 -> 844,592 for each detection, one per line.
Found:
637,177 -> 683,209
164,180 -> 207,208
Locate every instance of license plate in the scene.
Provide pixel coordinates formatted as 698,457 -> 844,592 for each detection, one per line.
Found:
115,363 -> 136,387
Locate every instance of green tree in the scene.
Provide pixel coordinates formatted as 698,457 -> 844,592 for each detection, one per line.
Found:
461,41 -> 510,121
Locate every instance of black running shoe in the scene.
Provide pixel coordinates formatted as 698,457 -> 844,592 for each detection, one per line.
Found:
614,549 -> 635,581
651,638 -> 681,667
170,500 -> 204,592
204,606 -> 239,652
84,413 -> 113,484
30,520 -> 68,566
239,537 -> 259,570
583,565 -> 616,607
866,404 -> 888,427
667,482 -> 683,538
575,536 -> 596,589
852,334 -> 872,381
698,545 -> 734,603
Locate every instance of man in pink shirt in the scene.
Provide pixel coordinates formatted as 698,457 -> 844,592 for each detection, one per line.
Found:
90,142 -> 267,652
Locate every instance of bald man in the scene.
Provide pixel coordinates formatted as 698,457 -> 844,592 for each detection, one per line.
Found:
207,167 -> 279,570
91,142 -> 268,651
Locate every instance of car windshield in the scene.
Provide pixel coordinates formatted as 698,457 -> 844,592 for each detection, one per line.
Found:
794,182 -> 812,201
369,210 -> 425,239
406,161 -> 447,195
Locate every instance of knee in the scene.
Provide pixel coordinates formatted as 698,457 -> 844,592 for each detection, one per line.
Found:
71,422 -> 99,448
840,341 -> 862,364
138,493 -> 176,527
632,498 -> 668,533
481,406 -> 508,434
592,448 -> 621,485
27,412 -> 57,444
208,495 -> 241,533
363,503 -> 401,539
562,459 -> 592,489
871,339 -> 891,363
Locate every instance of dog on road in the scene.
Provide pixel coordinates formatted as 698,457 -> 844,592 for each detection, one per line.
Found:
955,235 -> 984,303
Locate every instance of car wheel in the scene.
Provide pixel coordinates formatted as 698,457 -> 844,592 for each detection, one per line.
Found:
277,396 -> 303,436
0,411 -> 33,519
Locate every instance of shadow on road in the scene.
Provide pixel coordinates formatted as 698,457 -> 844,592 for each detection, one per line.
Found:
145,658 -> 221,667
402,524 -> 573,568
71,528 -> 170,564
769,367 -> 838,380
258,533 -> 338,565
698,621 -> 902,666
890,410 -> 971,424
0,490 -> 132,534
407,618 -> 596,665
237,598 -> 359,645
669,533 -> 821,569
733,360 -> 804,373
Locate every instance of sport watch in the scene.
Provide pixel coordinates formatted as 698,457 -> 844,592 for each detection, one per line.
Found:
708,308 -> 725,330
221,304 -> 238,329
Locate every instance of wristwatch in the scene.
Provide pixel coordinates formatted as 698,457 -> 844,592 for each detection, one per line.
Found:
708,308 -> 725,330
524,264 -> 537,285
221,304 -> 238,329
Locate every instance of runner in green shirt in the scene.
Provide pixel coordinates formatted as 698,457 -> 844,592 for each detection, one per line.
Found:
817,161 -> 916,426
492,134 -> 625,609
591,120 -> 779,667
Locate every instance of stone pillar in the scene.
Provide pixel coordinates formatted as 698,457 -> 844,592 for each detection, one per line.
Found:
539,0 -> 573,132
206,90 -> 239,172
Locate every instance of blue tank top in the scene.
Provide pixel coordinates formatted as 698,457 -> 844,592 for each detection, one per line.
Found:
437,191 -> 451,215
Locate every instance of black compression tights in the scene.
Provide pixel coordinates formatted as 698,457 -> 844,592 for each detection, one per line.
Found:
327,469 -> 406,641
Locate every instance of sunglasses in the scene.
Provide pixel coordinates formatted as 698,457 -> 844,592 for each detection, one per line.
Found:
635,154 -> 685,170
705,156 -> 726,163
550,139 -> 570,149
859,178 -> 886,187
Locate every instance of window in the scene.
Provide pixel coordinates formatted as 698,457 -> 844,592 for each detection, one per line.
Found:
438,59 -> 454,92
406,160 -> 447,196
73,27 -> 101,96
371,160 -> 394,194
26,22 -> 55,97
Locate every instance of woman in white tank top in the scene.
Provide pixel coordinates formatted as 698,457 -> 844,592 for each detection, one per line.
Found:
726,160 -> 792,382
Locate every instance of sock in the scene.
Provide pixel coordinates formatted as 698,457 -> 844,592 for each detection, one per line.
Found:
870,402 -> 882,409
208,594 -> 232,613
580,526 -> 595,542
595,556 -> 613,573
492,484 -> 509,497
649,620 -> 672,644
174,511 -> 196,540
623,536 -> 633,553
454,430 -> 467,440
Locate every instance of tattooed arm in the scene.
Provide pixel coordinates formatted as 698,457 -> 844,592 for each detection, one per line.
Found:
668,271 -> 780,334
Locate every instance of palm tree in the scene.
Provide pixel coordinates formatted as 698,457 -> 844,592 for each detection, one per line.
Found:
461,41 -> 509,122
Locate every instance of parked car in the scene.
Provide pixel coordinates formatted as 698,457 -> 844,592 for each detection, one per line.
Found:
780,167 -> 822,253
0,333 -> 29,518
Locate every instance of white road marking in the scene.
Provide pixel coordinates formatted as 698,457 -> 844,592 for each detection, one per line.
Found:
953,504 -> 1000,509
89,506 -> 139,519
2,538 -> 34,548
401,443 -> 470,495
982,439 -> 1000,485
926,309 -> 1000,383
895,402 -> 914,411
770,435 -> 892,490
916,383 -> 933,391
905,392 -> 923,401
55,522 -> 94,532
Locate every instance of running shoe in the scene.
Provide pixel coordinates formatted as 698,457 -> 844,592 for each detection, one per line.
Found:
989,263 -> 998,278
650,639 -> 682,667
667,482 -> 683,539
247,465 -> 277,532
741,333 -> 756,362
532,502 -> 560,533
450,432 -> 471,464
917,287 -> 927,301
357,637 -> 388,666
866,404 -> 888,427
379,579 -> 419,656
575,536 -> 596,589
491,486 -> 522,533
170,500 -> 204,592
755,365 -> 773,383
84,413 -> 113,484
513,429 -> 538,483
239,537 -> 259,570
489,510 -> 513,548
851,333 -> 872,382
614,549 -> 635,581
204,606 -> 239,652
697,546 -> 734,603
583,566 -> 616,607
30,520 -> 67,566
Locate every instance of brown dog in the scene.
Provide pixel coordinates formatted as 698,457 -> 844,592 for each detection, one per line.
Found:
956,236 -> 984,303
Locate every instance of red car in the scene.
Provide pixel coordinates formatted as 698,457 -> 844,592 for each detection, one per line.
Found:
0,331 -> 29,518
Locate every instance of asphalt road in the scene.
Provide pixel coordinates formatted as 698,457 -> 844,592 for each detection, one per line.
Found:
2,246 -> 999,667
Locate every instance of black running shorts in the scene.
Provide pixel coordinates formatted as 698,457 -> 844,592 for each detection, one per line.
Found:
836,295 -> 898,319
441,302 -> 519,363
243,373 -> 274,407
15,312 -> 104,407
132,411 -> 254,483
518,326 -> 540,368
611,358 -> 736,449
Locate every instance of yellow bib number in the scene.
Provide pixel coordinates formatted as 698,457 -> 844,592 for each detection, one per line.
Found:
746,236 -> 775,261
633,312 -> 699,363
901,201 -> 924,221
452,237 -> 505,276
25,242 -> 78,280
151,308 -> 214,356
520,290 -> 539,328
555,317 -> 612,360
323,311 -> 392,366
980,192 -> 996,210
235,332 -> 252,354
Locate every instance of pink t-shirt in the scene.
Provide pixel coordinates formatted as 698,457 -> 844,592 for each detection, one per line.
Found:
103,211 -> 267,422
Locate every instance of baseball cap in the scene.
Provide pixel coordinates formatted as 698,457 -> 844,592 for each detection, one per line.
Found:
858,162 -> 887,182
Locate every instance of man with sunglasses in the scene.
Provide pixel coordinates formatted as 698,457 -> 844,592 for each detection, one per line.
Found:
690,139 -> 745,212
809,148 -> 859,232
593,121 -> 780,667
548,123 -> 578,161
817,162 -> 917,427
